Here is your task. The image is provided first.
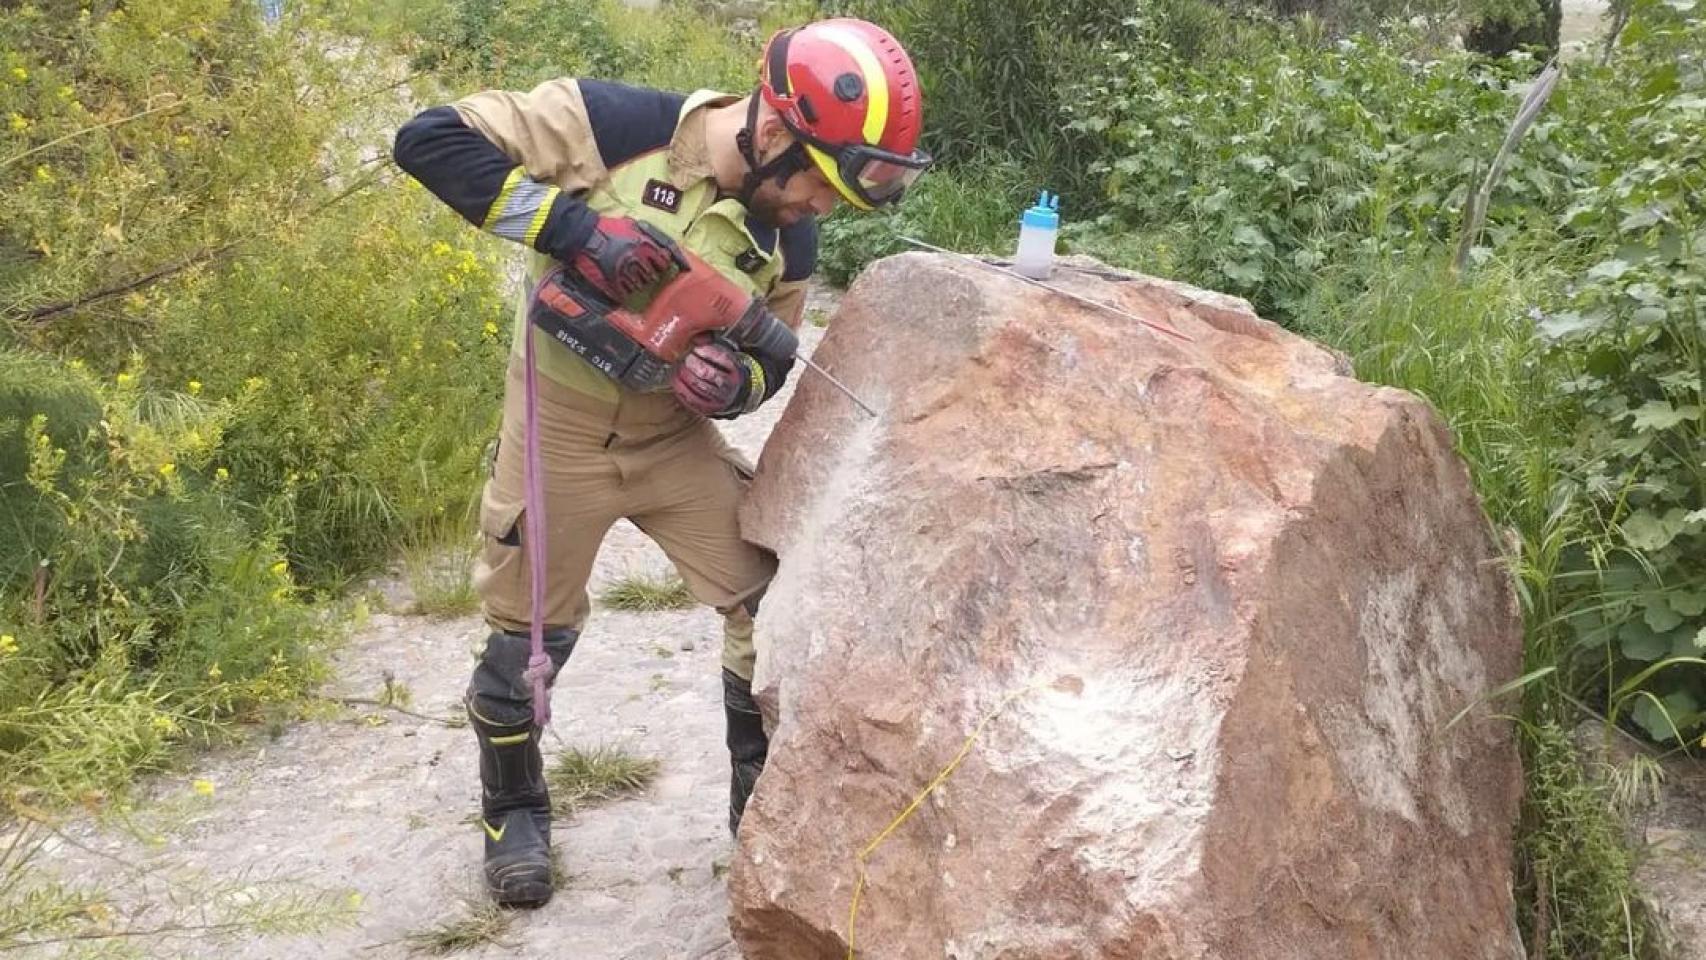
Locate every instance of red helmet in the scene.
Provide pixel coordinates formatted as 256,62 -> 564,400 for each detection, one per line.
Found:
757,18 -> 931,211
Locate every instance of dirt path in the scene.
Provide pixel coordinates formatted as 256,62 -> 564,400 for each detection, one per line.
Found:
25,312 -> 834,960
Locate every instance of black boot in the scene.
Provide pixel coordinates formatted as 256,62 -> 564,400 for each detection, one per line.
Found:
469,706 -> 554,907
465,628 -> 577,907
723,668 -> 769,838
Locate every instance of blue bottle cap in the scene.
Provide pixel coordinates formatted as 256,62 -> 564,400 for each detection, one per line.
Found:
1022,190 -> 1060,229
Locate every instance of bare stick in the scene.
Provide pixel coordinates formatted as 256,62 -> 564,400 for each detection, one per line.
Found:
1453,60 -> 1563,276
1600,2 -> 1634,67
0,98 -> 187,170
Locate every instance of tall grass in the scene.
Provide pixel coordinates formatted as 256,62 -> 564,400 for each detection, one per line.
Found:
1295,251 -> 1650,956
1297,252 -> 1572,524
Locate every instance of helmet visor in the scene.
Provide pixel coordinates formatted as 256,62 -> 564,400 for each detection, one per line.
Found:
846,151 -> 930,207
805,139 -> 933,210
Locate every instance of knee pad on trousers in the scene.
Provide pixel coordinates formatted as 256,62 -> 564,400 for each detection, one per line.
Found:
466,628 -> 579,728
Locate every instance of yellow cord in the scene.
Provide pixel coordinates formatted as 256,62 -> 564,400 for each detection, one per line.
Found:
844,682 -> 1041,959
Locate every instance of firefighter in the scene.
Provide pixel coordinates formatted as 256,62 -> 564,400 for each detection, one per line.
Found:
393,18 -> 930,907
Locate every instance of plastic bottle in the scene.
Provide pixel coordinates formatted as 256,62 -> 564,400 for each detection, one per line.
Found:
1014,190 -> 1060,279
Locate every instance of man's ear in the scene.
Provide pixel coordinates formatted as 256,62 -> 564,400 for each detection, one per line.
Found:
755,109 -> 795,160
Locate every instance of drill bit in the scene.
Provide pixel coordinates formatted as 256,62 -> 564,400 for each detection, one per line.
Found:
897,236 -> 1194,342
797,354 -> 877,417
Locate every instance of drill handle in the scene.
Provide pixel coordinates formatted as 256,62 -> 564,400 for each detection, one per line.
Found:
635,220 -> 691,274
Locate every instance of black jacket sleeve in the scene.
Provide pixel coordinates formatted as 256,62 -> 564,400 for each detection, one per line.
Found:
392,106 -> 598,261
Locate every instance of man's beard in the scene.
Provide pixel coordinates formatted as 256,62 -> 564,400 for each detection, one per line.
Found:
745,184 -> 807,228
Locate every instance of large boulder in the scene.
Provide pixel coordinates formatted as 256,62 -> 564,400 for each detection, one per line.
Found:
729,252 -> 1526,959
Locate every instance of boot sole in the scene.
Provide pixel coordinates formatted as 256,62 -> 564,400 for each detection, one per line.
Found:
487,864 -> 554,908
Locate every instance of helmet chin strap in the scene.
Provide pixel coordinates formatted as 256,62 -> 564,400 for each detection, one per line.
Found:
735,91 -> 810,206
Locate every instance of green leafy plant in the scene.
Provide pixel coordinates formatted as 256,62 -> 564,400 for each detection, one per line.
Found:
1533,0 -> 1706,744
1515,719 -> 1648,958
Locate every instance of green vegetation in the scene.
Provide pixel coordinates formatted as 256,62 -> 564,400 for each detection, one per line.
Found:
401,499 -> 484,618
1,0 -> 509,806
597,571 -> 697,612
547,744 -> 662,816
407,0 -> 814,93
2,0 -> 1699,955
1518,722 -> 1647,956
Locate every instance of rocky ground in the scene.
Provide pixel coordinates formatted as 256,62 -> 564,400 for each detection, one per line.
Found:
22,298 -> 836,960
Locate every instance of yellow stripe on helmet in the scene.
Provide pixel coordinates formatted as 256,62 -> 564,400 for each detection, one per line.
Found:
805,143 -> 872,212
812,25 -> 890,146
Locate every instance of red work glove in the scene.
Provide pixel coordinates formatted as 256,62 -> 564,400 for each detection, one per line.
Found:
571,216 -> 683,301
672,340 -> 756,417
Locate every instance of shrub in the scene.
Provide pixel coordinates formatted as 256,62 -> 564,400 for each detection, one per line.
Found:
0,351 -> 331,801
1537,0 -> 1706,744
0,0 -> 510,801
1059,22 -> 1580,322
412,0 -> 814,95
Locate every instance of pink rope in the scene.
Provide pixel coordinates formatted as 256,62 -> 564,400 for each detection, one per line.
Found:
520,309 -> 552,729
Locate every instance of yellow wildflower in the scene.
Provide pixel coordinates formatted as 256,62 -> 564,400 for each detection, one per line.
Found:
158,462 -> 175,477
187,380 -> 202,395
8,113 -> 29,132
10,67 -> 26,83
207,662 -> 222,680
431,240 -> 452,257
34,165 -> 51,182
192,779 -> 215,797
0,634 -> 17,656
482,321 -> 499,338
215,467 -> 230,481
57,85 -> 73,99
115,372 -> 134,387
270,560 -> 289,578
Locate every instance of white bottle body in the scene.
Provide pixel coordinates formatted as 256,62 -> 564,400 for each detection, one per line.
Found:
1014,222 -> 1057,279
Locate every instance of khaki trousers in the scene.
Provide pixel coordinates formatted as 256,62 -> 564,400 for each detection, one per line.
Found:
473,358 -> 775,680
